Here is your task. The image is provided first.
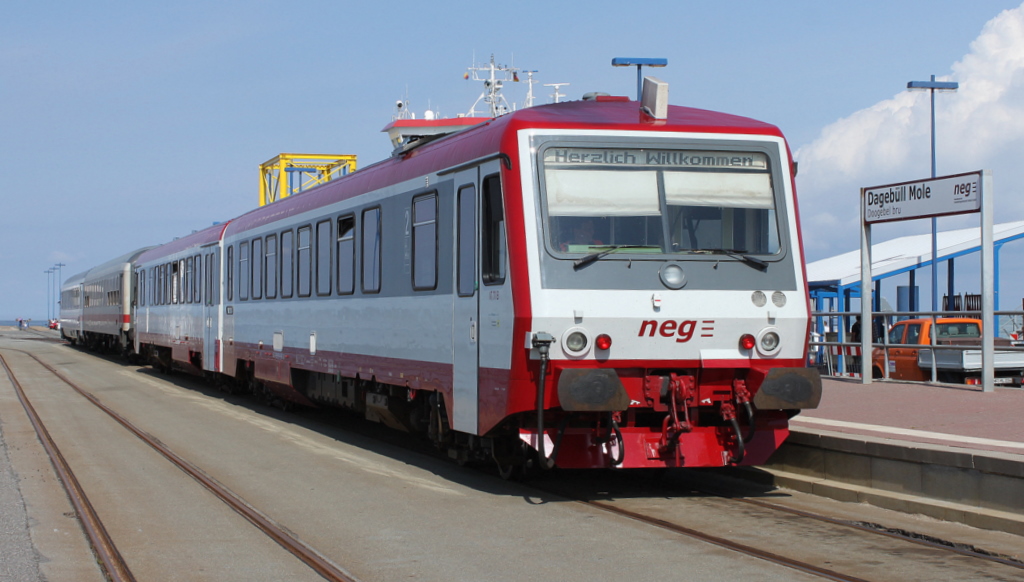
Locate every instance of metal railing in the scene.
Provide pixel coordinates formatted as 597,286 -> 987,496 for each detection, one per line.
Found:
809,310 -> 1024,382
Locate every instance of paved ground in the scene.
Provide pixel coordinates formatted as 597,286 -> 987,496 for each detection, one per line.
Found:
0,421 -> 41,582
794,377 -> 1024,457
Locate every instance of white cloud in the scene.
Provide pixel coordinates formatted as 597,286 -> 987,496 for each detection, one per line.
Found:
795,3 -> 1024,262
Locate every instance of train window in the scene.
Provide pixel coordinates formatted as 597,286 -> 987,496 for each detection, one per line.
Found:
361,207 -> 381,293
457,185 -> 476,297
139,270 -> 145,306
226,246 -> 234,301
481,174 -> 505,286
252,238 -> 263,300
194,254 -> 202,304
185,257 -> 193,304
298,226 -> 312,297
541,147 -> 778,257
214,248 -> 221,305
174,261 -> 182,304
281,230 -> 294,298
239,242 -> 249,301
209,252 -> 216,305
265,235 -> 277,299
336,215 -> 355,295
316,220 -> 332,296
205,254 -> 212,305
412,193 -> 437,291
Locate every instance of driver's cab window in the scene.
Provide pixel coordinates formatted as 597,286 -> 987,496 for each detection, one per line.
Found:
557,217 -> 606,251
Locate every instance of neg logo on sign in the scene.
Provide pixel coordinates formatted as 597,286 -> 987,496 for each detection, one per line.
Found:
863,172 -> 981,224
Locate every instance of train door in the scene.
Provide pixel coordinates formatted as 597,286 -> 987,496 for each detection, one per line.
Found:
133,268 -> 144,353
453,168 -> 480,434
202,247 -> 220,372
451,160 -> 508,435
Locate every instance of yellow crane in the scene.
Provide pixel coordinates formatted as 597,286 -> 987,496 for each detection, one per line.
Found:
259,153 -> 357,206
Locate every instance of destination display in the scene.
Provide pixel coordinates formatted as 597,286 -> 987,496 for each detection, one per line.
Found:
862,172 -> 981,224
544,148 -> 768,171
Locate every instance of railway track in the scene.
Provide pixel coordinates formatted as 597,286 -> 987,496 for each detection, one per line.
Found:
0,347 -> 359,582
531,470 -> 1024,582
5,336 -> 1022,581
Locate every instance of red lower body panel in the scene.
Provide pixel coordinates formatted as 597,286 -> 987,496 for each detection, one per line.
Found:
520,417 -> 790,469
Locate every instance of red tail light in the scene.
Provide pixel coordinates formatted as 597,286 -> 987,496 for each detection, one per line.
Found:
739,334 -> 756,350
596,334 -> 612,350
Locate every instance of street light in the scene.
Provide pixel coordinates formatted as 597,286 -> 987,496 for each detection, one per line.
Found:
53,262 -> 65,322
612,57 -> 668,101
907,75 -> 958,314
44,268 -> 54,321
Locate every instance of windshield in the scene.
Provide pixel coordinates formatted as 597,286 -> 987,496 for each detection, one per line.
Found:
542,147 -> 780,256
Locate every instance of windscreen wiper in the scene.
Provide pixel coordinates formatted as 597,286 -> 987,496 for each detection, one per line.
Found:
692,248 -> 768,271
573,245 -> 655,269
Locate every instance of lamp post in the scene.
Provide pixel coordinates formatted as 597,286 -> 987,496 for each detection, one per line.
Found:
612,58 -> 668,100
44,268 -> 54,321
907,75 -> 958,314
53,262 -> 65,321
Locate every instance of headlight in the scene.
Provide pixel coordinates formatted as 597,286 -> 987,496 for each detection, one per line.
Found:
561,327 -> 592,357
756,327 -> 782,356
751,290 -> 767,307
772,291 -> 787,307
660,263 -> 686,289
566,331 -> 588,352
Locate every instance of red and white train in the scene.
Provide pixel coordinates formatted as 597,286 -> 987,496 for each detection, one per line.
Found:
62,86 -> 821,472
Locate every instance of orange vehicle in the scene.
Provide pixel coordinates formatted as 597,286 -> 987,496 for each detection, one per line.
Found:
871,317 -> 986,382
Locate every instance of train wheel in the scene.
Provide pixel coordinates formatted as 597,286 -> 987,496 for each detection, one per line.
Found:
492,440 -> 538,481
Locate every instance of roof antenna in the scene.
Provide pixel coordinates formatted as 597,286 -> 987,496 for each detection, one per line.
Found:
611,57 -> 668,100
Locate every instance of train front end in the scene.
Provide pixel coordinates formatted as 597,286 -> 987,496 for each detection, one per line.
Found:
508,102 -> 821,469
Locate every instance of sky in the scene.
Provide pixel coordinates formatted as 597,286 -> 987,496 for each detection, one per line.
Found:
4,1 -> 1024,320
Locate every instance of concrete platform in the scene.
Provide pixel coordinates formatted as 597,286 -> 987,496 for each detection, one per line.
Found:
757,377 -> 1024,535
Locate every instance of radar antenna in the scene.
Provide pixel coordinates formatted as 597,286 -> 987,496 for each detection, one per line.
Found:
522,70 -> 539,109
544,83 -> 570,104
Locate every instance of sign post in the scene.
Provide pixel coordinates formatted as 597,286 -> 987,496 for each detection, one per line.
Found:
860,170 -> 994,391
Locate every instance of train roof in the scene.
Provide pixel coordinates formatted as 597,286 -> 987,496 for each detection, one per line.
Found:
497,99 -> 784,136
225,99 -> 786,236
77,246 -> 156,286
136,222 -> 230,264
62,270 -> 88,290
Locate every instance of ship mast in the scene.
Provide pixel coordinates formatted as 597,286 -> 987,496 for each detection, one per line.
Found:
465,55 -> 523,117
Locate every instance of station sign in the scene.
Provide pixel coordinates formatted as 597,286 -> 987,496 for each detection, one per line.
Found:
862,171 -> 981,224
